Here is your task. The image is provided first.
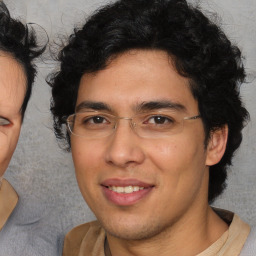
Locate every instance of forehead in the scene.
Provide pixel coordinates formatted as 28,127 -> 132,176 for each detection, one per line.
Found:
77,50 -> 198,113
0,53 -> 26,115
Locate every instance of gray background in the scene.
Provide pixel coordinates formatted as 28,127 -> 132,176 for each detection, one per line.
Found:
3,0 -> 256,238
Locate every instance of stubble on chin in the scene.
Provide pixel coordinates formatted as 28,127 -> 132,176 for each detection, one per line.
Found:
98,215 -> 175,241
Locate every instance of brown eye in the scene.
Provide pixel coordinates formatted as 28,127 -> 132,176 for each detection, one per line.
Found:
147,115 -> 174,125
90,116 -> 106,124
153,116 -> 168,124
82,115 -> 109,125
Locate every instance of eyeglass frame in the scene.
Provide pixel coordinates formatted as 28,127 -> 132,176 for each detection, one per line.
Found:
66,110 -> 201,139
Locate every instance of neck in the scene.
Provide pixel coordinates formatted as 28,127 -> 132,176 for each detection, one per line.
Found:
0,179 -> 18,230
107,205 -> 228,256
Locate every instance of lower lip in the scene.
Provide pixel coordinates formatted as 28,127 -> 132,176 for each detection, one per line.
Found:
102,186 -> 153,206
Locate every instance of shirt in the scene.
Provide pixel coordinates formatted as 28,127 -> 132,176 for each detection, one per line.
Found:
0,178 -> 64,256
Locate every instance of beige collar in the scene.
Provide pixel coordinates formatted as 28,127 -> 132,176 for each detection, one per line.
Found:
0,178 -> 18,230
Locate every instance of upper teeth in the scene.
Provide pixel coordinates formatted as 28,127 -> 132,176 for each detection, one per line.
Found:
108,186 -> 144,194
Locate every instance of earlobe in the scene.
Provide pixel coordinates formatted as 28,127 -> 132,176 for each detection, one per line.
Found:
205,125 -> 228,166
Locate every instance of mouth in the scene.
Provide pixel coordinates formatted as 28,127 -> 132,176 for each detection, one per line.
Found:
107,185 -> 145,194
101,179 -> 154,206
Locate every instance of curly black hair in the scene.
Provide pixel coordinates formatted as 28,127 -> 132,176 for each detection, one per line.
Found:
0,1 -> 45,117
48,0 -> 249,203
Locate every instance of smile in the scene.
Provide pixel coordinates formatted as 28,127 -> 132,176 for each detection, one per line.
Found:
101,178 -> 154,206
108,185 -> 145,194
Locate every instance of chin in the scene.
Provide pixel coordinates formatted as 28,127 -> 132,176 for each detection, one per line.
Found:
99,217 -> 166,241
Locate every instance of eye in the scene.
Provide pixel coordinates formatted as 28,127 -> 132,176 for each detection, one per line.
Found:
0,117 -> 10,126
146,115 -> 174,125
85,115 -> 109,124
77,114 -> 112,131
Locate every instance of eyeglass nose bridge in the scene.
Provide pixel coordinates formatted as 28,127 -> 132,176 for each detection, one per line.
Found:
113,116 -> 137,133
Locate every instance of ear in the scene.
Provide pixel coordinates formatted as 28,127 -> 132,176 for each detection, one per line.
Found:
205,125 -> 228,166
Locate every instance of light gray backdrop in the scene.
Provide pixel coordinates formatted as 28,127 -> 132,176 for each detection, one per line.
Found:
4,0 -> 256,238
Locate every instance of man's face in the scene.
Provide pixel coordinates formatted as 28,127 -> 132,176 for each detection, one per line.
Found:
71,50 -> 212,240
0,53 -> 26,176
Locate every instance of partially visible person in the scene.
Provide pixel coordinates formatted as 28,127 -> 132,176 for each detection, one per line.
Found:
0,1 -> 39,231
0,2 -> 63,255
48,0 -> 256,255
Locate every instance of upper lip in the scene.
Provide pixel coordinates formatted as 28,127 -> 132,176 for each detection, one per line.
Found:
101,178 -> 154,188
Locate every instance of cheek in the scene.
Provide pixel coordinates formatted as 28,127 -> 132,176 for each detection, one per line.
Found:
0,131 -> 20,175
71,139 -> 105,208
148,139 -> 208,213
148,140 -> 190,171
71,139 -> 103,181
149,137 -> 206,184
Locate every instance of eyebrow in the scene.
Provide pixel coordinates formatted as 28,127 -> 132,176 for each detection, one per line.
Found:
76,100 -> 187,114
75,101 -> 112,113
135,100 -> 187,113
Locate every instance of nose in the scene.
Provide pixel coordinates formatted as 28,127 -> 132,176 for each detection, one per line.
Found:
104,119 -> 145,168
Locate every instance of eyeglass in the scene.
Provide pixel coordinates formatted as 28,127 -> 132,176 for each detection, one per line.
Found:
66,110 -> 201,139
